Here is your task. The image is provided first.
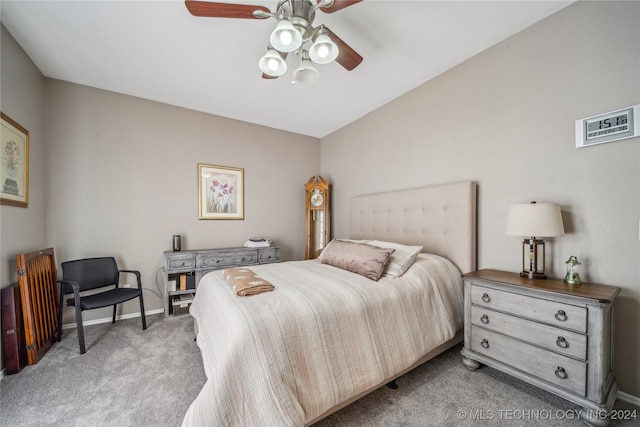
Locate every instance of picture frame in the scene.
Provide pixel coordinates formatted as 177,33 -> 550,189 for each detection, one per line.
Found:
1,113 -> 29,208
198,163 -> 244,220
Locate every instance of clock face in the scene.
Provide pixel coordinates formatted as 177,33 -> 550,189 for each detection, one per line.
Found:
310,188 -> 324,207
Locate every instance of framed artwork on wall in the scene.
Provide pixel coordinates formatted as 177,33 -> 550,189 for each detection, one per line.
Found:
1,112 -> 29,208
198,163 -> 244,220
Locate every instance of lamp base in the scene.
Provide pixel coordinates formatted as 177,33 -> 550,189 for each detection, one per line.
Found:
520,237 -> 547,280
520,271 -> 547,280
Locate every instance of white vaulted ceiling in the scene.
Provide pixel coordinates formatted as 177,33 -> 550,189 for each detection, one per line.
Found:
0,1 -> 573,138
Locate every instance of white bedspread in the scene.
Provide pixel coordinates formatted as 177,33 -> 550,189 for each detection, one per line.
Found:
182,253 -> 464,426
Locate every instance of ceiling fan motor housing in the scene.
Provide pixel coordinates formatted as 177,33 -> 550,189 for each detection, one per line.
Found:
277,0 -> 316,41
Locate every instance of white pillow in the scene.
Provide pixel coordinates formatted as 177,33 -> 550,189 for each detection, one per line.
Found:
367,240 -> 423,278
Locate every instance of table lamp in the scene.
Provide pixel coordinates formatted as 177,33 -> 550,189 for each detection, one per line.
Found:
506,201 -> 564,279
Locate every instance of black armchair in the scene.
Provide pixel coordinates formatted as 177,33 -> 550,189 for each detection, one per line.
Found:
57,257 -> 147,354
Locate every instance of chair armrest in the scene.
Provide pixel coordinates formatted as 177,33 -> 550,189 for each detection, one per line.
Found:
57,279 -> 82,309
57,279 -> 80,293
118,269 -> 142,289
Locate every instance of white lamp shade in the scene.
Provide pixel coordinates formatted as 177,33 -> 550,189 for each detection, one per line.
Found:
259,49 -> 287,76
293,59 -> 319,84
309,33 -> 339,64
270,19 -> 302,53
506,202 -> 565,237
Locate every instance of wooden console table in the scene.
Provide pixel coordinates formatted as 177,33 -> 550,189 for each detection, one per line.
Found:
163,246 -> 279,317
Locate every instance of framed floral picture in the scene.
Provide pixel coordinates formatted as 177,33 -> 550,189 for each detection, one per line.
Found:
198,164 -> 244,220
1,113 -> 29,208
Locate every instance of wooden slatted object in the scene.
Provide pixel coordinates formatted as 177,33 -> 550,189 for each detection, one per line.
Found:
16,248 -> 59,365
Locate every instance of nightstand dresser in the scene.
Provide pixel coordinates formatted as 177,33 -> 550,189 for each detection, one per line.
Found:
461,269 -> 620,426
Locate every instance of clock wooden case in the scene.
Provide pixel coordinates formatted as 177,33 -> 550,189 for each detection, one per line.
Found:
305,176 -> 331,260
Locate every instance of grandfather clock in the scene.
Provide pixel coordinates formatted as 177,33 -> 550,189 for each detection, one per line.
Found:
305,175 -> 331,260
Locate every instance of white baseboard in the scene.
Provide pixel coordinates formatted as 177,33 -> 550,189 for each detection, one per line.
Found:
61,308 -> 164,330
618,391 -> 640,406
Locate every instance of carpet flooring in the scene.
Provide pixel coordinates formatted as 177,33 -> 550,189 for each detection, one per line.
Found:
1,314 -> 638,426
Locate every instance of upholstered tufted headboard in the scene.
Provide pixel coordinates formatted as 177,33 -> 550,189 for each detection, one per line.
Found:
349,181 -> 477,274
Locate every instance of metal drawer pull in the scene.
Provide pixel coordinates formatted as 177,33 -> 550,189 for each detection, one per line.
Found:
481,293 -> 491,303
480,339 -> 489,349
554,310 -> 567,321
556,336 -> 568,348
480,314 -> 489,324
555,367 -> 568,379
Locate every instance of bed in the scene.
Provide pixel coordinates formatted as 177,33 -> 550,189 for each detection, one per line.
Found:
182,180 -> 477,426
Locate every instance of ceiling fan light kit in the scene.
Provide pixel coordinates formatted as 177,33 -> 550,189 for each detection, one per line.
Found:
185,0 -> 364,84
270,19 -> 303,52
308,30 -> 339,64
292,54 -> 319,84
259,48 -> 288,76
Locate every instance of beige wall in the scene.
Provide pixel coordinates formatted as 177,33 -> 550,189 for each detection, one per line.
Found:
0,25 -> 47,285
0,23 -> 47,373
322,1 -> 639,396
43,80 -> 319,322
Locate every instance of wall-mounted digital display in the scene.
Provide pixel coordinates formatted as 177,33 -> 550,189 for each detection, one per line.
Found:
576,105 -> 639,148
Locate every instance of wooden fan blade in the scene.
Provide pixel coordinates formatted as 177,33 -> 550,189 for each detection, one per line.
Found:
185,1 -> 269,19
320,0 -> 364,14
324,27 -> 363,71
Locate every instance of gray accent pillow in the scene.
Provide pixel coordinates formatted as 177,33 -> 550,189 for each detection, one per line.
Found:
319,239 -> 395,281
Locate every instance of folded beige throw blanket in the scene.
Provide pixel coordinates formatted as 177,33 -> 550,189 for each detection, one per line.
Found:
223,267 -> 275,296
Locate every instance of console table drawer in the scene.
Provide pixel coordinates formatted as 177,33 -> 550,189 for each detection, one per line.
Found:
470,327 -> 587,396
470,284 -> 587,332
166,255 -> 196,272
258,248 -> 279,263
470,305 -> 587,360
198,253 -> 258,269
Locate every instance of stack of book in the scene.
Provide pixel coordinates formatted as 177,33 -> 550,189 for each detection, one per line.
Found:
174,272 -> 195,291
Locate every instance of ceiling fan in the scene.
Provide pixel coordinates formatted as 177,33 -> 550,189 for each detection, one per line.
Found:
185,0 -> 364,83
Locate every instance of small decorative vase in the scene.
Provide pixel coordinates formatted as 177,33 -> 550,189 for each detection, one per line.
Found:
564,256 -> 582,285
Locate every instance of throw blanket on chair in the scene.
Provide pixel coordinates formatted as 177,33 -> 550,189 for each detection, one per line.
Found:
223,267 -> 274,296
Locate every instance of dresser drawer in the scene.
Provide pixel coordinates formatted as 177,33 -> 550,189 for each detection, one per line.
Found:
470,305 -> 587,360
470,284 -> 587,332
258,248 -> 279,264
470,327 -> 587,396
166,254 -> 196,272
198,252 -> 257,269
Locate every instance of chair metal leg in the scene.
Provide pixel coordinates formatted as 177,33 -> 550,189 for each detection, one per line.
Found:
73,291 -> 86,354
139,295 -> 147,330
57,287 -> 65,342
112,305 -> 117,324
74,306 -> 86,354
